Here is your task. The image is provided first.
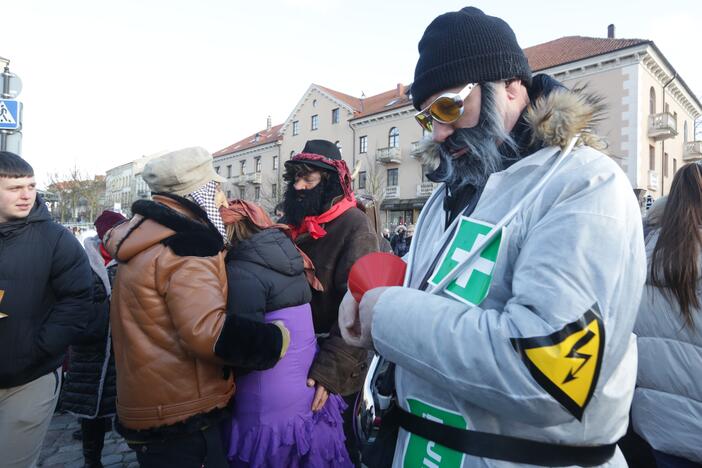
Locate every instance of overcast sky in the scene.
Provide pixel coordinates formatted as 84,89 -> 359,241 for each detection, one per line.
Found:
2,0 -> 701,185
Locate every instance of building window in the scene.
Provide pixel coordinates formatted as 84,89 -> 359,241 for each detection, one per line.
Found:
273,155 -> 279,170
215,166 -> 221,174
254,186 -> 261,201
359,135 -> 368,154
684,121 -> 689,143
673,158 -> 678,174
255,157 -> 262,173
649,145 -> 655,170
272,184 -> 277,198
332,108 -> 340,124
312,99 -> 317,108
227,165 -> 232,178
387,168 -> 398,186
292,121 -> 299,136
239,187 -> 245,199
311,114 -> 319,131
290,150 -> 295,160
664,152 -> 669,177
226,190 -> 232,199
358,171 -> 367,190
649,87 -> 656,114
240,160 -> 246,175
388,127 -> 399,148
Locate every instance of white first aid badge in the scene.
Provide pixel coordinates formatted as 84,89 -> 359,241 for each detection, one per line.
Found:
428,216 -> 503,306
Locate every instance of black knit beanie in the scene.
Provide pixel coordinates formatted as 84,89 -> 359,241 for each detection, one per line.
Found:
411,7 -> 532,110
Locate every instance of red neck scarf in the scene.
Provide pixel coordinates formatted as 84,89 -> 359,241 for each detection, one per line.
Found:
290,193 -> 357,241
99,242 -> 113,266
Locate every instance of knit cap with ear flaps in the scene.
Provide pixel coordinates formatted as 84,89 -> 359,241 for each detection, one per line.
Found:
411,6 -> 532,110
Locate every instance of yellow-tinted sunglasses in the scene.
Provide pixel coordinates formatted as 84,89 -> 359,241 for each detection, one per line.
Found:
414,83 -> 477,132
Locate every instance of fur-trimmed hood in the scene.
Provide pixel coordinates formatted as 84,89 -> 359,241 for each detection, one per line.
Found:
104,194 -> 224,262
525,85 -> 606,151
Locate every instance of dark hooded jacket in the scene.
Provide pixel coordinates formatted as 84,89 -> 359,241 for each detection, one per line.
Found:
0,198 -> 93,388
60,236 -> 117,418
226,229 -> 311,325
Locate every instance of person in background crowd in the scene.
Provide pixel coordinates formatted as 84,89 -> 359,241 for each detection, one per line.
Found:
60,210 -> 126,468
281,139 -> 379,466
357,193 -> 392,253
642,195 -> 667,239
220,199 -> 351,467
104,147 -> 290,468
340,7 -> 644,467
0,151 -> 93,468
390,224 -> 409,257
632,162 -> 702,467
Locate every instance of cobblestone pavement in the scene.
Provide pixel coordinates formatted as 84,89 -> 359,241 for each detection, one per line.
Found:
38,412 -> 137,468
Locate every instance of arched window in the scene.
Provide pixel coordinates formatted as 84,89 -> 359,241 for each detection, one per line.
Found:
388,127 -> 400,148
649,87 -> 656,114
335,140 -> 342,155
290,150 -> 295,160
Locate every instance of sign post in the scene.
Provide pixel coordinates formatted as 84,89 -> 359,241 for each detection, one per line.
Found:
0,57 -> 22,154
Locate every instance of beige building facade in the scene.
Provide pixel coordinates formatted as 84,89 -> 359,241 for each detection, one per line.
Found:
212,33 -> 701,229
104,152 -> 165,216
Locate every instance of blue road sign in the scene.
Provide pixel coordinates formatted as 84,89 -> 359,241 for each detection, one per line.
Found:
0,99 -> 20,130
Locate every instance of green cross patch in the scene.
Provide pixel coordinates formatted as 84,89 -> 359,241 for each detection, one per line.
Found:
428,216 -> 502,306
402,399 -> 467,468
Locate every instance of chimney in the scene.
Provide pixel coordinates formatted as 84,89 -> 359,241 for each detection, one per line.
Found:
266,115 -> 272,131
607,24 -> 615,39
397,83 -> 403,97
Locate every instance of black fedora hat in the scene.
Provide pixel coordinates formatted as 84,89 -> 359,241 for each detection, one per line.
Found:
286,139 -> 342,172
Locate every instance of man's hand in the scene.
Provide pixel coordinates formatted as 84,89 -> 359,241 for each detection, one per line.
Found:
307,378 -> 329,412
339,290 -> 360,344
340,287 -> 389,349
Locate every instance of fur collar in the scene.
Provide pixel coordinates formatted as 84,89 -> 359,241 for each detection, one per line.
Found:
526,86 -> 606,151
131,194 -> 223,257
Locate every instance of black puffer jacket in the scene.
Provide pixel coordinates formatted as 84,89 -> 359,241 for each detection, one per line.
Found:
226,229 -> 312,323
60,236 -> 117,418
0,198 -> 93,388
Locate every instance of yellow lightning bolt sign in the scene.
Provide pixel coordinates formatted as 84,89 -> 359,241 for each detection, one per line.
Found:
511,306 -> 604,420
0,290 -> 7,319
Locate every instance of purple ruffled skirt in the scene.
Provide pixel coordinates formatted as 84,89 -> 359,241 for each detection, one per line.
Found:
225,304 -> 352,468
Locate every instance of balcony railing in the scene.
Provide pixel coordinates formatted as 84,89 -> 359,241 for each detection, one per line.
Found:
384,185 -> 400,199
235,174 -> 247,186
410,141 -> 422,158
376,146 -> 402,164
648,112 -> 678,140
248,172 -> 262,184
683,141 -> 702,161
416,182 -> 438,198
648,170 -> 659,192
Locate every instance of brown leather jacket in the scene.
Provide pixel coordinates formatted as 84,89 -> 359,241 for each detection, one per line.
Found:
105,194 -> 283,432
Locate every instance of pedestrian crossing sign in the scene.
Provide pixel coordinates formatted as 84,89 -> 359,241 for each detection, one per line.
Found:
0,99 -> 20,130
428,216 -> 503,306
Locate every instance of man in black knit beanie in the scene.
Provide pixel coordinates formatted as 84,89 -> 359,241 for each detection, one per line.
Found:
340,7 -> 646,468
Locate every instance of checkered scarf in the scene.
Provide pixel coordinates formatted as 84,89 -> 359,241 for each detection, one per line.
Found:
188,181 -> 227,240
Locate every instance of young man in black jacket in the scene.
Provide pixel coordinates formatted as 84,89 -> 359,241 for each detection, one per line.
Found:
0,152 -> 93,468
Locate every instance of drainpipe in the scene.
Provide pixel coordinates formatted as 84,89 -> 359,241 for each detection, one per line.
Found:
661,72 -> 677,196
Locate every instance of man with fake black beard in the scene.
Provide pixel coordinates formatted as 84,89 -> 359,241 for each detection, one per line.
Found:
282,139 -> 379,465
339,7 -> 646,468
